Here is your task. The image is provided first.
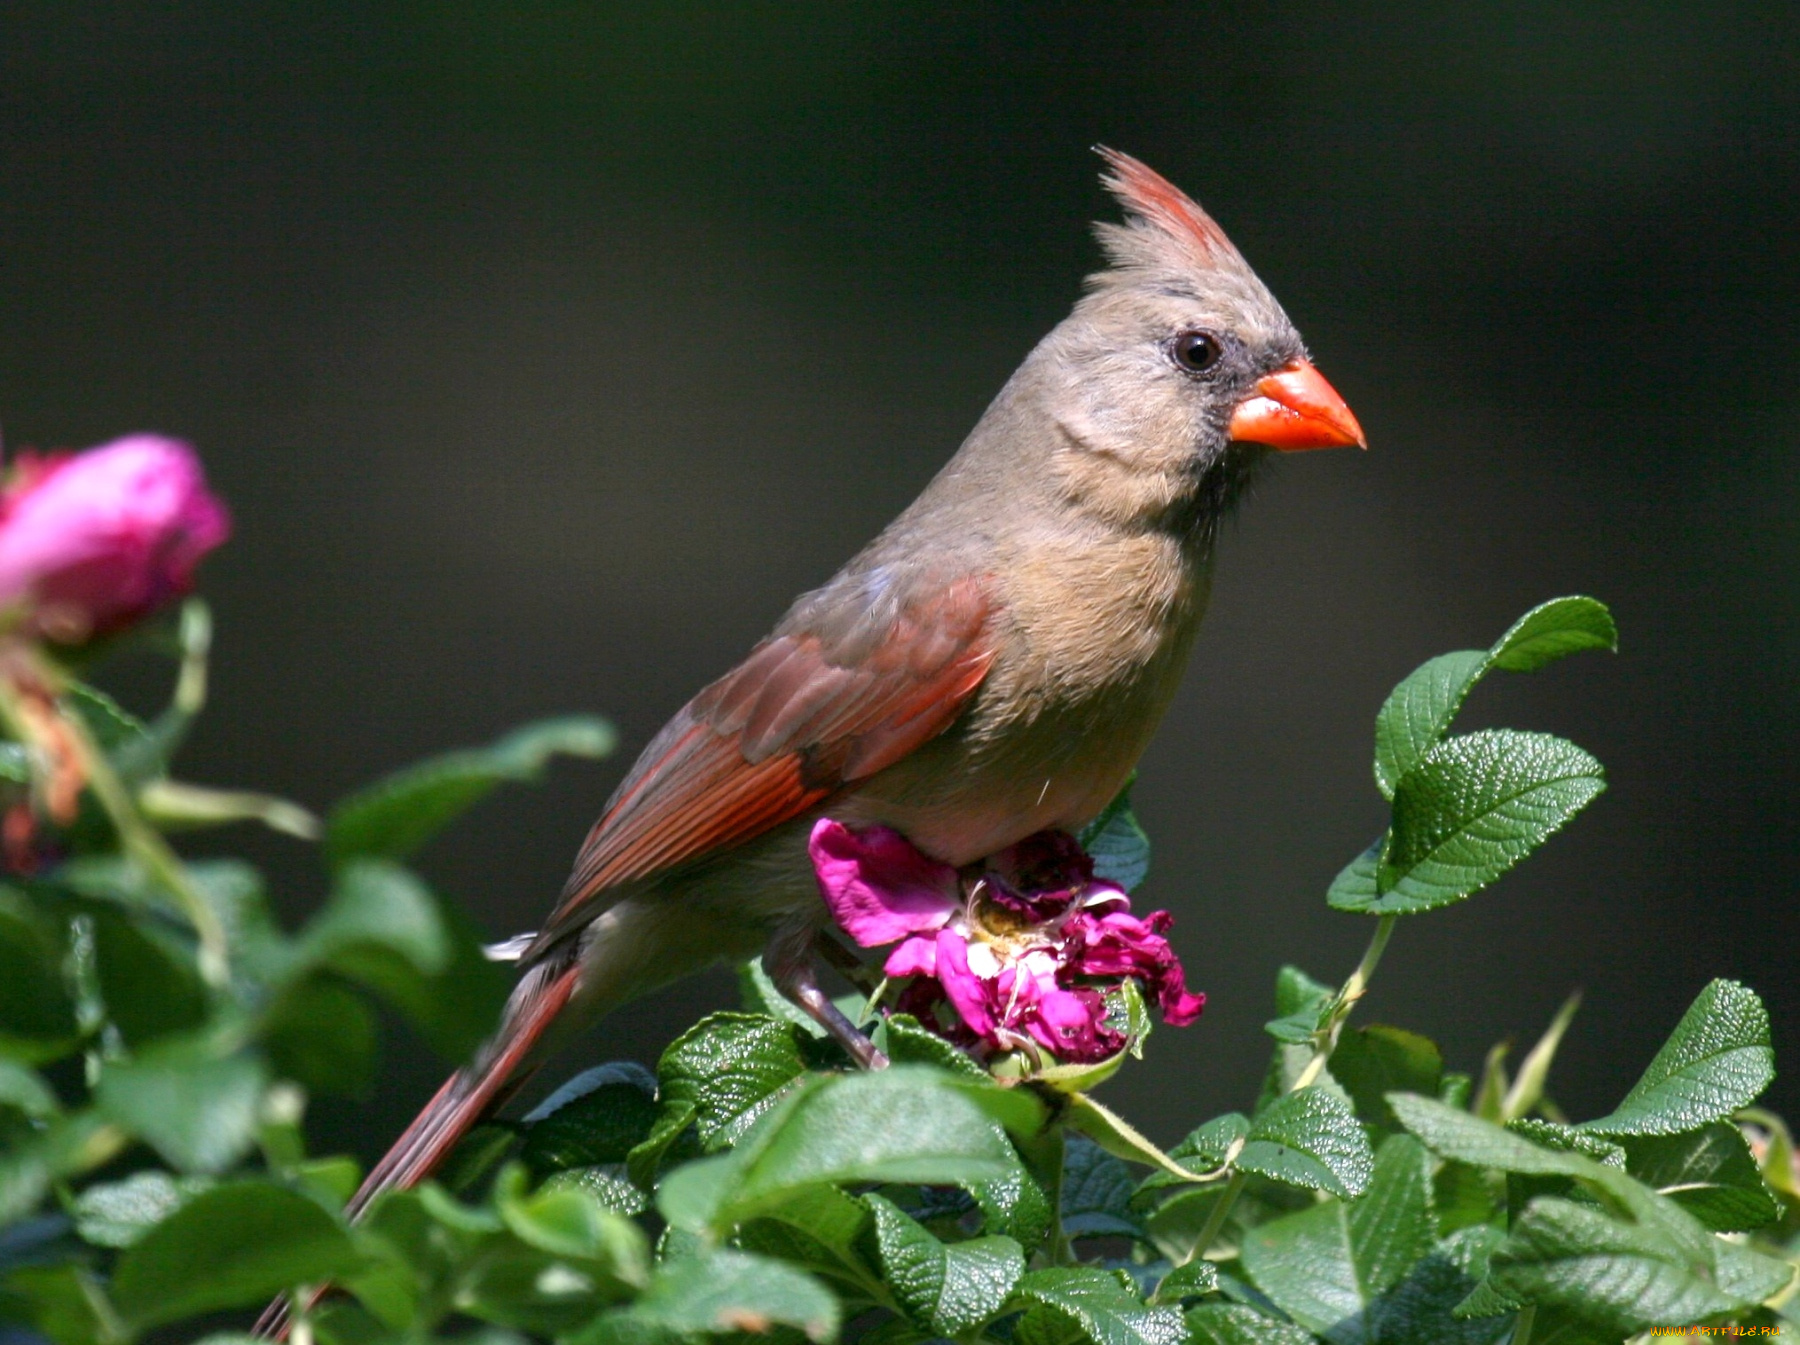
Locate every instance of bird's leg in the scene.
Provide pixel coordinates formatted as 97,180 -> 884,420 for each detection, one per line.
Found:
763,922 -> 889,1070
814,930 -> 883,993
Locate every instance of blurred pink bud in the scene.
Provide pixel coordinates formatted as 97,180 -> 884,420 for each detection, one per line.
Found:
0,436 -> 231,642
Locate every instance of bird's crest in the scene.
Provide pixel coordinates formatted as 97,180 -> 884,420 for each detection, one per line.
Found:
1092,147 -> 1249,282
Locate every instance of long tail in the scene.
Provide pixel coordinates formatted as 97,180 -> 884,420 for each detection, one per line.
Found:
253,950 -> 583,1338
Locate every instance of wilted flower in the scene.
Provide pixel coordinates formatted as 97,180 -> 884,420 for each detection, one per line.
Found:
0,436 -> 231,643
811,818 -> 1204,1067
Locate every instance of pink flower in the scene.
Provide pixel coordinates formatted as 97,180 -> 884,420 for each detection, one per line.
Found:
0,436 -> 231,643
809,817 -> 1204,1067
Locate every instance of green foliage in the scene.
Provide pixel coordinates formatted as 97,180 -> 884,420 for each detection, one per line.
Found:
1,592 -> 1791,1345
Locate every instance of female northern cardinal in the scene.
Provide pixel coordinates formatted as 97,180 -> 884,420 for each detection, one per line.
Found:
357,149 -> 1362,1214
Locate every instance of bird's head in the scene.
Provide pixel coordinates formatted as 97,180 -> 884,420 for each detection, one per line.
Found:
1036,149 -> 1364,531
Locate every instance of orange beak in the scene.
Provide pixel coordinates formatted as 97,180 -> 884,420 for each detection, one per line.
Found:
1227,360 -> 1366,451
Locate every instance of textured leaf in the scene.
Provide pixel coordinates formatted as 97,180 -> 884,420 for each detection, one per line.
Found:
1372,597 -> 1616,798
519,1062 -> 659,1175
1148,1258 -> 1218,1305
1488,1193 -> 1790,1335
1392,1094 -> 1609,1182
1486,596 -> 1618,673
1238,1087 -> 1374,1198
1077,782 -> 1152,893
1009,1267 -> 1188,1345
1363,1225 -> 1512,1345
1330,1025 -> 1443,1131
495,1170 -> 649,1279
111,1181 -> 362,1329
72,1171 -> 213,1249
864,1192 -> 1024,1334
1373,649 -> 1490,801
715,1068 -> 1019,1226
1060,1134 -> 1145,1238
1578,979 -> 1774,1137
1335,731 -> 1605,914
326,715 -> 615,865
874,1012 -> 987,1080
540,1165 -> 649,1217
656,1012 -> 812,1151
1619,1122 -> 1783,1232
1239,1134 -> 1436,1337
735,1184 -> 880,1301
95,1045 -> 266,1174
575,1248 -> 838,1344
1183,1302 -> 1318,1345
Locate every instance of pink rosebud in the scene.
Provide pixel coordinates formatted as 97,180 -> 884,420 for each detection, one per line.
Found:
0,436 -> 230,642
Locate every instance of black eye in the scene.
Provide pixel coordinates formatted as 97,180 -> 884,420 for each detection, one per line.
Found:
1170,330 -> 1223,374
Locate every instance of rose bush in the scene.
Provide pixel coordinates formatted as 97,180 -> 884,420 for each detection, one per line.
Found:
0,434 -> 1791,1345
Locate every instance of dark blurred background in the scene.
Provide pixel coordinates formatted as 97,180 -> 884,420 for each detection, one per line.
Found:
1,3 -> 1795,1158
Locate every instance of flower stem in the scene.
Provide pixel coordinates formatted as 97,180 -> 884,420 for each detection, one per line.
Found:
62,707 -> 231,987
1190,912 -> 1399,1260
1509,1303 -> 1536,1345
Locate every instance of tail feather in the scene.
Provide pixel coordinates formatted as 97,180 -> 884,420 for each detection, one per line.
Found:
253,953 -> 583,1339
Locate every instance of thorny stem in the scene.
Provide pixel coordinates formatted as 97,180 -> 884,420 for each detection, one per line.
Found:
1188,913 -> 1399,1260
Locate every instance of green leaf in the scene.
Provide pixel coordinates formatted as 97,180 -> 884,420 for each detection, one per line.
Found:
1486,596 -> 1618,673
1065,1094 -> 1207,1183
657,1012 -> 814,1152
735,1184 -> 880,1301
0,1060 -> 57,1118
1239,1133 -> 1436,1336
111,1181 -> 362,1330
1264,964 -> 1334,1044
1619,1122 -> 1783,1232
1329,1025 -> 1443,1131
1392,1093 -> 1614,1183
1488,1192 -> 1792,1336
1183,1302 -> 1318,1345
1148,1258 -> 1218,1306
1060,1134 -> 1145,1238
262,978 -> 378,1097
495,1168 -> 650,1280
326,716 -> 615,865
873,1013 -> 987,1080
1372,597 -> 1616,798
1373,649 -> 1490,801
1578,979 -> 1774,1137
1077,781 -> 1152,893
1009,1267 -> 1186,1345
1363,1225 -> 1512,1345
625,1099 -> 696,1190
1171,1113 -> 1252,1169
864,1192 -> 1024,1335
725,1068 -> 1019,1225
575,1248 -> 838,1344
1335,730 -> 1605,914
519,1062 -> 660,1176
95,1045 -> 266,1174
298,860 -> 511,1060
540,1165 -> 648,1217
88,909 -> 208,1048
0,893 -> 78,1062
72,1170 -> 212,1249
1237,1087 -> 1374,1198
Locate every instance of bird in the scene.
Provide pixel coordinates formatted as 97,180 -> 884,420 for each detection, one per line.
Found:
353,148 -> 1362,1219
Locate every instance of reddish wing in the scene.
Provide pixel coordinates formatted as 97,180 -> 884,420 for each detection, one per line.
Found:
529,573 -> 995,952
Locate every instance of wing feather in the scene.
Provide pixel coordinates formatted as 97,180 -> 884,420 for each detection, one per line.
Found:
528,573 -> 994,954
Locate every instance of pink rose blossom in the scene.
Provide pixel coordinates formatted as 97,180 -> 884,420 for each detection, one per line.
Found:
0,436 -> 231,642
809,817 -> 1204,1066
